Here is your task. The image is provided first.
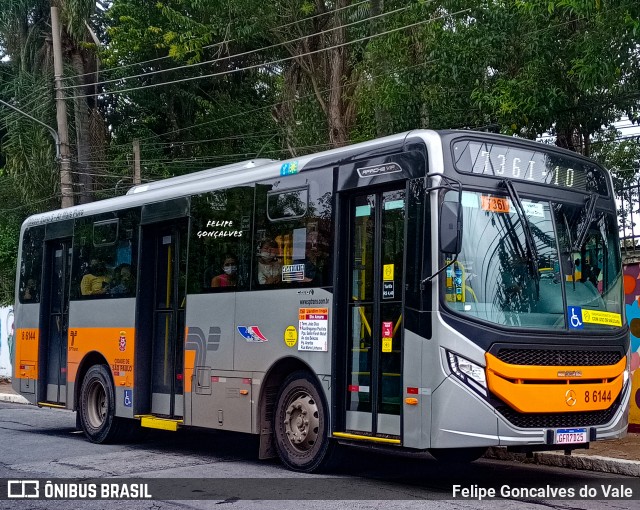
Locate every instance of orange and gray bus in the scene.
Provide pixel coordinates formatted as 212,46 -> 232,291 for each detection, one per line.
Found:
13,130 -> 630,471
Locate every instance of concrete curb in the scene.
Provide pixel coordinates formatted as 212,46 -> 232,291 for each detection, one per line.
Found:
0,392 -> 30,405
485,447 -> 640,477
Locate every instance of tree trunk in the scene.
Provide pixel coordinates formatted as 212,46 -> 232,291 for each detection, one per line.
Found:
327,0 -> 350,148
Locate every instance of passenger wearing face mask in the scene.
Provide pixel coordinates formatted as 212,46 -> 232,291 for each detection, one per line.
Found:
211,255 -> 238,288
257,239 -> 282,285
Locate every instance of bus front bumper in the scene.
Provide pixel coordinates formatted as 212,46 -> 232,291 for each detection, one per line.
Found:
428,374 -> 630,450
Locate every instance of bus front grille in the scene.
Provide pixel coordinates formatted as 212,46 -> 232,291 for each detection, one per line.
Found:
495,395 -> 621,429
495,348 -> 622,367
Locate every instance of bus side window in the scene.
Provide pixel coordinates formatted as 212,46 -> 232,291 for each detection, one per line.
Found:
19,226 -> 45,304
71,209 -> 140,300
253,174 -> 333,289
188,187 -> 253,294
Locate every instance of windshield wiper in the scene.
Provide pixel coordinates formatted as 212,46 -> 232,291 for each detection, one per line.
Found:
572,193 -> 598,252
501,180 -> 540,280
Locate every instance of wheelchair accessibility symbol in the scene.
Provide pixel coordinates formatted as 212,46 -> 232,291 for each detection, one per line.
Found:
124,389 -> 133,407
567,306 -> 583,330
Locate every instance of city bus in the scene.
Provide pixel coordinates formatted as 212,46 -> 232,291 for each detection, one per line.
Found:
12,130 -> 630,472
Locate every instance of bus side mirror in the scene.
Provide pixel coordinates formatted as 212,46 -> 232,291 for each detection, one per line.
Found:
440,201 -> 462,255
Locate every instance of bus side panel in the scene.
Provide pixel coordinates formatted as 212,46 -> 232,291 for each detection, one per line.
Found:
402,328 -> 429,449
235,288 -> 333,429
234,289 -> 332,373
13,304 -> 40,404
185,293 -> 238,429
68,298 -> 136,419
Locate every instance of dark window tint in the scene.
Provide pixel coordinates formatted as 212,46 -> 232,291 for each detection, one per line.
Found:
71,209 -> 140,299
19,226 -> 45,303
267,187 -> 308,220
253,172 -> 333,288
93,219 -> 118,246
405,179 -> 427,309
188,187 -> 253,293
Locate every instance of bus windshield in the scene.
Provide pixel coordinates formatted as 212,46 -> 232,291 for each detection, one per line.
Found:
443,190 -> 623,330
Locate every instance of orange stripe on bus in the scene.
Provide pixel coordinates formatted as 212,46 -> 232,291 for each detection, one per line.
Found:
67,327 -> 135,388
487,372 -> 624,413
485,353 -> 626,413
14,329 -> 39,380
485,353 -> 626,381
184,350 -> 195,393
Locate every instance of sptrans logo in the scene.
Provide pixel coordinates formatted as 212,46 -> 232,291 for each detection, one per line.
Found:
237,326 -> 269,342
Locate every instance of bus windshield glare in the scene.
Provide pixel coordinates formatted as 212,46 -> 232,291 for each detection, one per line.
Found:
443,190 -> 623,330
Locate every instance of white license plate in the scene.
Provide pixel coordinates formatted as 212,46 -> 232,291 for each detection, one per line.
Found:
555,428 -> 587,444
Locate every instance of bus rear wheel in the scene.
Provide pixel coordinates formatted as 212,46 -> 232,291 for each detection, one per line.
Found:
79,364 -> 127,444
274,371 -> 333,472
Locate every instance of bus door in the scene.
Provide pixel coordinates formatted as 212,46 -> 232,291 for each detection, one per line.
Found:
142,220 -> 188,417
342,187 -> 406,438
42,238 -> 72,404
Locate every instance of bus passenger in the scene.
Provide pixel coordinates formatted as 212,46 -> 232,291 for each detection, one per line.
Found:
80,258 -> 110,296
211,255 -> 238,288
22,278 -> 37,302
110,263 -> 135,296
257,239 -> 282,285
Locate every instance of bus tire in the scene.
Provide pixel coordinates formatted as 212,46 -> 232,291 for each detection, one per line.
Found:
428,447 -> 487,463
274,370 -> 333,472
78,364 -> 126,444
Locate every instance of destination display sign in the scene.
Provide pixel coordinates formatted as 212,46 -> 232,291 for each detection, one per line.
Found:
452,140 -> 608,195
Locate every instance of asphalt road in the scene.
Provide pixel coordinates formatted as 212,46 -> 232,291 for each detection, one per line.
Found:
0,401 -> 638,509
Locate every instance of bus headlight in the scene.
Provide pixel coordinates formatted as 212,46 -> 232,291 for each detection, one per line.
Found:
447,351 -> 487,397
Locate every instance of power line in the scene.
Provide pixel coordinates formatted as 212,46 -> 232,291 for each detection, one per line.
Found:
61,5 -> 411,93
61,0 -> 372,83
68,8 -> 471,100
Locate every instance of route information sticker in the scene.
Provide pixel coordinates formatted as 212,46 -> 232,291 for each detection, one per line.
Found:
298,308 -> 328,351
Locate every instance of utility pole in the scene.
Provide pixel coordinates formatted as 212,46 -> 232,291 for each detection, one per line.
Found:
51,6 -> 74,209
133,139 -> 141,185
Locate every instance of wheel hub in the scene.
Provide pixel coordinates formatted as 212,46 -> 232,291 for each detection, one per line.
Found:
86,380 -> 107,428
283,393 -> 319,451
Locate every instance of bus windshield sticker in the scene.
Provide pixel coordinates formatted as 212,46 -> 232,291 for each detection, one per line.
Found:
237,326 -> 269,342
567,306 -> 584,329
581,310 -> 622,327
298,308 -> 329,351
282,264 -> 305,282
356,162 -> 402,178
383,264 -> 394,281
280,161 -> 299,176
521,201 -> 544,218
481,196 -> 510,213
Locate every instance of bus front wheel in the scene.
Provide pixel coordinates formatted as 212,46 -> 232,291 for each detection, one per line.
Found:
78,364 -> 126,444
273,371 -> 333,472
